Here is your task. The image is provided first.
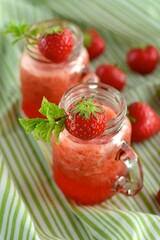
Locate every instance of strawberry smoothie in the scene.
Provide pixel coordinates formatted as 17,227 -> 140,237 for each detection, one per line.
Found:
51,82 -> 143,205
52,108 -> 131,205
20,19 -> 90,118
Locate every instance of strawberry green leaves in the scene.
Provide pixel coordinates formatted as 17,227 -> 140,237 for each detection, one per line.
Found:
19,97 -> 66,144
43,26 -> 64,37
65,97 -> 106,140
71,96 -> 103,119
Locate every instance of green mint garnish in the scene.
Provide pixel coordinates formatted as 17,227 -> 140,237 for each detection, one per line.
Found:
71,96 -> 103,119
19,97 -> 66,144
4,21 -> 64,45
3,20 -> 32,44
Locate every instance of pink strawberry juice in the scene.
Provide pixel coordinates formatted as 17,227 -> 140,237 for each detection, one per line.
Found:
51,83 -> 143,205
20,19 -> 89,118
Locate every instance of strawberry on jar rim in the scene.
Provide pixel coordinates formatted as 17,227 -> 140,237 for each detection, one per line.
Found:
128,101 -> 160,143
65,96 -> 106,140
126,45 -> 159,75
96,64 -> 127,91
83,29 -> 106,60
38,26 -> 74,63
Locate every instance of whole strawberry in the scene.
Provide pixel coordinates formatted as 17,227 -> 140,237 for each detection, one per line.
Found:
83,29 -> 105,60
126,45 -> 159,75
38,26 -> 74,63
96,64 -> 127,91
65,96 -> 106,140
128,102 -> 160,142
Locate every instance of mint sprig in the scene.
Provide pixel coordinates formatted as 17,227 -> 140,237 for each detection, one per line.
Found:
4,20 -> 64,45
19,97 -> 66,144
3,20 -> 31,44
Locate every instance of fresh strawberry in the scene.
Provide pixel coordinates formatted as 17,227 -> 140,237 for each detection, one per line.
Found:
83,29 -> 105,60
126,45 -> 159,75
38,26 -> 74,63
65,96 -> 106,140
128,102 -> 160,142
95,64 -> 127,91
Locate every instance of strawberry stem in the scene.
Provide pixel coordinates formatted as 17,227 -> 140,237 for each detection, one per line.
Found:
43,26 -> 64,36
70,96 -> 103,119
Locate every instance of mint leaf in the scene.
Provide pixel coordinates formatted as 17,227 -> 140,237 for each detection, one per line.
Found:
19,118 -> 53,143
19,97 -> 67,144
39,97 -> 66,123
19,118 -> 43,133
4,20 -> 30,43
34,120 -> 55,143
3,20 -> 42,45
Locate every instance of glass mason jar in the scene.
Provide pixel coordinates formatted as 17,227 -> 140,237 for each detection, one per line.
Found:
20,19 -> 90,118
52,82 -> 143,205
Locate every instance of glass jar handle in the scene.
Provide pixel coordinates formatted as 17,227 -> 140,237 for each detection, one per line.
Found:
115,141 -> 143,196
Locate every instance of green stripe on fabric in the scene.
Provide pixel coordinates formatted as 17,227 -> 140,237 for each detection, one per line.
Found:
0,159 -> 5,182
147,215 -> 160,236
10,197 -> 21,239
73,210 -> 108,239
1,146 -> 44,237
3,137 -> 58,237
4,190 -> 16,240
86,208 -> 130,240
26,219 -> 32,240
18,209 -> 28,240
0,170 -> 11,232
138,214 -> 156,240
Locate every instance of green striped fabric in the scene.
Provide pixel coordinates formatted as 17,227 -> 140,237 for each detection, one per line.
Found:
1,0 -> 160,239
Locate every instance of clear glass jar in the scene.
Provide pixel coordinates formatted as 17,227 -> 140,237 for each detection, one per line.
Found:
20,19 -> 90,118
52,82 -> 143,205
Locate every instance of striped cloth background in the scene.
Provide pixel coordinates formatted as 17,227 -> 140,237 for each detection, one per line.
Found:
1,0 -> 160,239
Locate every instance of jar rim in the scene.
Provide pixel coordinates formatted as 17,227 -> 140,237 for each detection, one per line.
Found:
25,18 -> 83,64
59,82 -> 127,137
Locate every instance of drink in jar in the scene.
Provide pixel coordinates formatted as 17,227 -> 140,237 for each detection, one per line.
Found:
20,19 -> 90,118
52,83 -> 143,205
